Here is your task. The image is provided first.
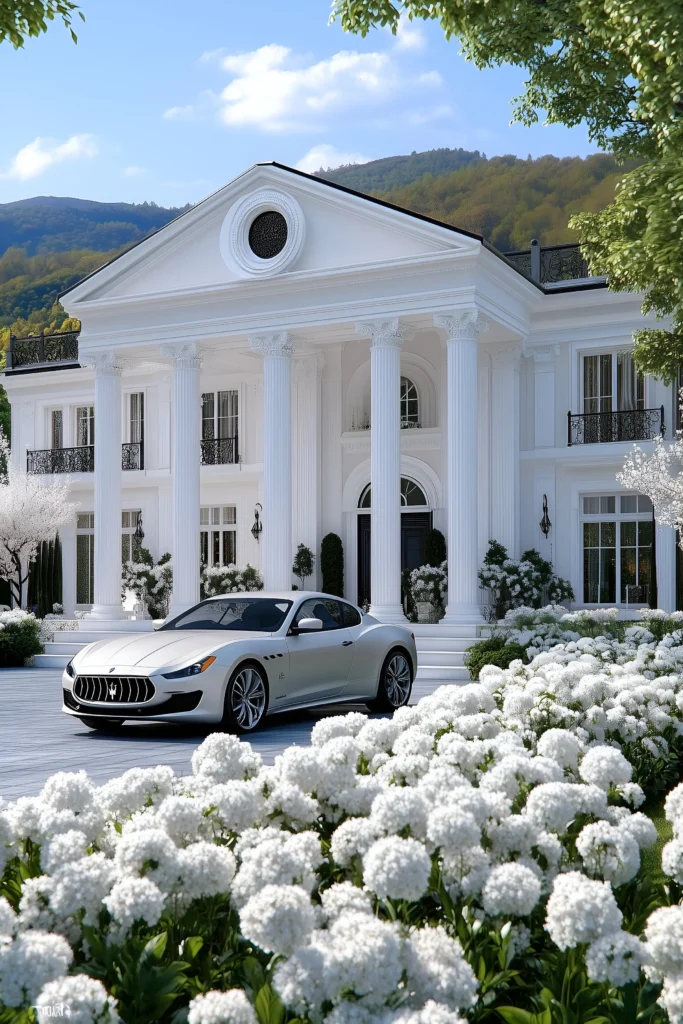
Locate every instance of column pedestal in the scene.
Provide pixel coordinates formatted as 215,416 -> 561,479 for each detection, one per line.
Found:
87,353 -> 125,619
163,344 -> 202,618
249,332 -> 293,592
356,319 -> 410,623
435,311 -> 488,626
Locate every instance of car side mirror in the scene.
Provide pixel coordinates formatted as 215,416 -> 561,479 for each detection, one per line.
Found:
290,617 -> 323,635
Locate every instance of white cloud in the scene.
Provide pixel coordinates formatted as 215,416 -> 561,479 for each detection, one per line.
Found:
123,165 -> 145,177
408,103 -> 454,125
3,134 -> 98,181
394,13 -> 427,51
296,144 -> 372,174
165,42 -> 443,134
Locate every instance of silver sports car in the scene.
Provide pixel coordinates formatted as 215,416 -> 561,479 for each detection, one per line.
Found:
62,592 -> 417,733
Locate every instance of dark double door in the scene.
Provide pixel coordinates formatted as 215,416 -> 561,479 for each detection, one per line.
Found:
357,512 -> 432,607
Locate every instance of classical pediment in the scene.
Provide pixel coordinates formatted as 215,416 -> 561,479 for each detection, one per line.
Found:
62,163 -> 480,308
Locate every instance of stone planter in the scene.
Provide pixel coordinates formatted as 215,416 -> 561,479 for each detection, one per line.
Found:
416,601 -> 439,624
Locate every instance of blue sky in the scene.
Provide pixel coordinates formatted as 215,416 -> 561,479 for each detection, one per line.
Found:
0,0 -> 595,208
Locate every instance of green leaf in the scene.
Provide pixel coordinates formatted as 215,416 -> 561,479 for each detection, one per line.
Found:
183,936 -> 204,961
254,985 -> 284,1024
498,1008 -> 541,1024
143,932 -> 168,961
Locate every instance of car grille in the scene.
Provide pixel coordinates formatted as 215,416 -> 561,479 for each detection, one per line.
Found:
73,676 -> 155,704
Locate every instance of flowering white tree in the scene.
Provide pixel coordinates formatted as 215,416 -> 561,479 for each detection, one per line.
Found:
618,392 -> 683,547
0,434 -> 79,608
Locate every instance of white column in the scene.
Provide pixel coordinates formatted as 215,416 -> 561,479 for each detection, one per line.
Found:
435,311 -> 488,626
356,319 -> 411,623
656,523 -> 677,612
491,342 -> 523,556
87,352 -> 125,619
249,332 -> 293,591
293,353 -> 324,589
162,343 -> 202,617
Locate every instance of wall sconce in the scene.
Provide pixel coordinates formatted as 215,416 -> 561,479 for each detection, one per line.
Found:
134,511 -> 145,545
251,503 -> 263,542
539,494 -> 552,537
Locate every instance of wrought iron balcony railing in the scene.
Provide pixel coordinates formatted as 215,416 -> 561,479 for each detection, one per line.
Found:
27,443 -> 145,474
7,331 -> 79,370
121,441 -> 144,471
567,407 -> 665,446
200,437 -> 239,465
504,241 -> 595,284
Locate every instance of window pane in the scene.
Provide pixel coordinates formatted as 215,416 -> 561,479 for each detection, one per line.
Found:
211,507 -> 220,526
218,390 -> 238,439
584,522 -> 600,547
638,495 -> 653,513
584,355 -> 598,413
200,532 -> 208,565
600,354 -> 613,412
638,547 -> 653,592
130,392 -> 144,444
584,548 -> 599,602
222,531 -> 236,565
51,410 -> 63,449
638,520 -> 653,546
223,506 -> 236,525
341,602 -> 361,626
200,508 -> 210,526
600,496 -> 616,514
77,513 -> 90,530
76,534 -> 94,604
600,547 -> 616,602
601,522 -> 616,547
201,393 -> 215,440
621,545 -> 637,602
620,495 -> 638,514
621,521 -> 637,546
296,598 -> 343,630
212,531 -> 220,566
583,497 -> 600,515
617,351 -> 638,411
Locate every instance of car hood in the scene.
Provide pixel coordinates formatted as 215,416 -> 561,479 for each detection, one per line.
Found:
73,630 -> 268,671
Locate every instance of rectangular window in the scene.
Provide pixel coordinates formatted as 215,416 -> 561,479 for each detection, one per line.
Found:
582,351 -> 645,414
76,513 -> 95,605
617,352 -> 644,411
581,493 -> 653,604
583,354 -> 612,415
76,406 -> 94,447
200,505 -> 237,567
201,393 -> 215,441
129,392 -> 144,444
121,510 -> 142,563
51,410 -> 63,449
202,390 -> 238,440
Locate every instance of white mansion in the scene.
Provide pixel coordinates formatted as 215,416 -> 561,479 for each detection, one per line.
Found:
4,162 -> 680,628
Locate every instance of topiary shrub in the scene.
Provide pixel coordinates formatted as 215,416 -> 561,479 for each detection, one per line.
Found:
0,610 -> 43,667
321,533 -> 344,597
424,528 -> 446,567
464,634 -> 528,680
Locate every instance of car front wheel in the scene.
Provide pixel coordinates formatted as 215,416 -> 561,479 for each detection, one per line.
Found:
367,649 -> 413,713
221,663 -> 269,733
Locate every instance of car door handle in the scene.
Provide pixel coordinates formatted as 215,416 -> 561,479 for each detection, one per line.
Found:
341,640 -> 353,646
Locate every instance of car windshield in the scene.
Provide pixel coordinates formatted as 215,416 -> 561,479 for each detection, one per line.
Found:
160,598 -> 292,632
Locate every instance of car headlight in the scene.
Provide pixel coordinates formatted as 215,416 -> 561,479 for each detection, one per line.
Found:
65,660 -> 76,678
162,656 -> 216,680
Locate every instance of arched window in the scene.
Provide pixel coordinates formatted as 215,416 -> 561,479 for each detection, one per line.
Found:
400,377 -> 419,427
358,478 -> 428,509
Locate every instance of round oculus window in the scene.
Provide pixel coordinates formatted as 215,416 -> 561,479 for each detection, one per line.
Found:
248,210 -> 288,260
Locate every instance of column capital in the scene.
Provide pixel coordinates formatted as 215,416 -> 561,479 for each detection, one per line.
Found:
293,352 -> 325,381
82,351 -> 125,376
248,331 -> 294,359
492,340 -> 525,367
160,342 -> 203,369
355,318 -> 413,348
529,344 -> 559,365
434,309 -> 489,342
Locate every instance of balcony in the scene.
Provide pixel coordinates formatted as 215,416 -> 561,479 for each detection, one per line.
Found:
7,331 -> 79,371
504,241 -> 598,285
567,407 -> 665,446
200,437 -> 239,466
26,442 -> 144,474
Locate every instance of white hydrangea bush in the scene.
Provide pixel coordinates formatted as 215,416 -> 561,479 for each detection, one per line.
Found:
4,645 -> 683,1020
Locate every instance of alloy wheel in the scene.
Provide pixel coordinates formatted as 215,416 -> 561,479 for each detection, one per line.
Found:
385,653 -> 411,707
230,666 -> 267,729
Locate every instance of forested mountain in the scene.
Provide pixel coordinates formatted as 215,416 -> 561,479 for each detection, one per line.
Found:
315,147 -> 485,193
0,197 -> 188,257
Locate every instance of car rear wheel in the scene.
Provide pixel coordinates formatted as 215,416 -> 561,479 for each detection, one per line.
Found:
78,716 -> 125,733
367,649 -> 413,713
221,663 -> 268,733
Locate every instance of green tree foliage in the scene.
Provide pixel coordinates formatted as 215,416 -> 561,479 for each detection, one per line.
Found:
424,528 -> 446,567
320,533 -> 344,597
316,146 -> 485,192
332,0 -> 683,379
292,543 -> 315,589
0,196 -> 188,256
1,0 -> 82,47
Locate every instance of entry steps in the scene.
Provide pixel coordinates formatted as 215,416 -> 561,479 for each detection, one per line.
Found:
35,619 -> 478,684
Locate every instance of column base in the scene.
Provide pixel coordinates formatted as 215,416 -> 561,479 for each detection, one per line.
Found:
441,603 -> 484,627
369,603 -> 409,624
86,604 -> 128,620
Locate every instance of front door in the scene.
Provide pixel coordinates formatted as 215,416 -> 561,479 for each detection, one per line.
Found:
284,597 -> 355,706
357,511 -> 432,606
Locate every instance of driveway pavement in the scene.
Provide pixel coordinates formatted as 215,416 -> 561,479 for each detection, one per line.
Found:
0,669 -> 446,800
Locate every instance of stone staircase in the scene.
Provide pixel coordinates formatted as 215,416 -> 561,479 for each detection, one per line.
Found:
412,623 -> 478,684
34,619 -> 155,670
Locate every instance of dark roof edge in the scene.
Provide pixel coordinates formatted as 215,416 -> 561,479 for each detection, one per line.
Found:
4,362 -> 81,377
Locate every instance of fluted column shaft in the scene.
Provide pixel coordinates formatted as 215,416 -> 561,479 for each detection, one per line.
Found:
491,344 -> 522,556
164,344 -> 202,617
435,311 -> 488,625
356,319 -> 411,622
249,332 -> 293,591
89,353 -> 125,618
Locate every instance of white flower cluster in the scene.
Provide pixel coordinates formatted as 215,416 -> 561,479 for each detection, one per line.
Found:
201,563 -> 264,598
409,562 -> 447,605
